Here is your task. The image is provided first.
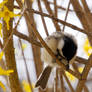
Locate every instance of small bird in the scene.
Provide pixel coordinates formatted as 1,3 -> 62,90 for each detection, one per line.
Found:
35,31 -> 77,90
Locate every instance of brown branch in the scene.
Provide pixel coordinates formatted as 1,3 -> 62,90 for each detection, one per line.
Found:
18,39 -> 33,92
81,0 -> 92,21
2,8 -> 23,52
75,56 -> 87,65
13,30 -> 42,47
54,69 -> 58,92
62,71 -> 75,92
70,0 -> 92,44
62,1 -> 71,31
59,69 -> 66,92
26,9 -> 91,36
3,0 -> 23,92
47,1 -> 73,12
72,63 -> 89,92
14,5 -> 20,9
54,0 -> 57,17
37,0 -> 49,36
84,85 -> 89,92
24,1 -> 44,92
43,0 -> 61,31
0,40 -> 3,49
76,55 -> 92,92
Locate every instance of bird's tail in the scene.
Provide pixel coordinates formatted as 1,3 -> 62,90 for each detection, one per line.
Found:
35,66 -> 52,90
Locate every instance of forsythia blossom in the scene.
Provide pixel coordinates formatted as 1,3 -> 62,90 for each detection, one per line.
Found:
83,39 -> 92,56
22,80 -> 34,92
0,6 -> 20,30
0,66 -> 14,76
0,81 -> 6,92
0,51 -> 4,60
0,23 -> 2,37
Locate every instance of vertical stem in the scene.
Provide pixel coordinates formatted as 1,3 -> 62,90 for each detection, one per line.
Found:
43,0 -> 61,31
37,0 -> 49,36
19,39 -> 33,92
62,1 -> 71,31
3,0 -> 23,92
59,70 -> 66,92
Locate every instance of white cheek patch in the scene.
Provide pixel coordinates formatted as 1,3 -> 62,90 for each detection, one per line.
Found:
57,39 -> 64,56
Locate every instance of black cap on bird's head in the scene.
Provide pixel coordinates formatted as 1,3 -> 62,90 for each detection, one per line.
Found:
58,33 -> 77,64
62,35 -> 77,62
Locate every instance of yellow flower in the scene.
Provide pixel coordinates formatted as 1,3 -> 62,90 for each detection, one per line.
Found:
0,6 -> 20,30
0,66 -> 14,76
78,67 -> 83,73
83,39 -> 92,56
65,71 -> 75,81
22,43 -> 27,50
0,0 -> 8,9
0,51 -> 4,60
0,23 -> 2,37
0,81 -> 6,92
22,80 -> 34,92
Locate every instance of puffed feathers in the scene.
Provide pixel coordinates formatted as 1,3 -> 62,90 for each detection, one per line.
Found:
41,31 -> 77,67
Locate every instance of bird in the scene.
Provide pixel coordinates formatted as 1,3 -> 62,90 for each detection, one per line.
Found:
35,31 -> 77,90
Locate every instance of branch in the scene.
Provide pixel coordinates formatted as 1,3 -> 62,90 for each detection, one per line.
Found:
37,0 -> 49,36
70,0 -> 92,44
47,1 -> 73,12
26,9 -> 90,35
75,56 -> 87,65
76,55 -> 92,92
13,30 -> 42,47
62,71 -> 75,92
43,0 -> 61,31
62,1 -> 71,31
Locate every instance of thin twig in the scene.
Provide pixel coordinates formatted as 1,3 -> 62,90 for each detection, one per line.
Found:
13,29 -> 42,47
26,9 -> 90,35
70,0 -> 92,44
59,70 -> 66,92
43,0 -> 61,31
19,39 -> 33,92
62,71 -> 75,92
62,1 -> 71,31
75,56 -> 87,65
76,55 -> 92,92
37,0 -> 49,36
47,1 -> 73,12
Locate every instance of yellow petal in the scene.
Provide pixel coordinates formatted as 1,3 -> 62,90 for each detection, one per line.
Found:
22,43 -> 27,50
2,6 -> 20,30
0,0 -> 8,9
0,81 -> 6,92
0,23 -> 2,37
65,71 -> 75,81
0,67 -> 14,76
22,80 -> 34,92
78,67 -> 83,73
0,51 -> 4,60
83,39 -> 92,56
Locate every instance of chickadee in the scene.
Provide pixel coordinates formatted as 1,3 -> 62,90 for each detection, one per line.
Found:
35,31 -> 77,90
